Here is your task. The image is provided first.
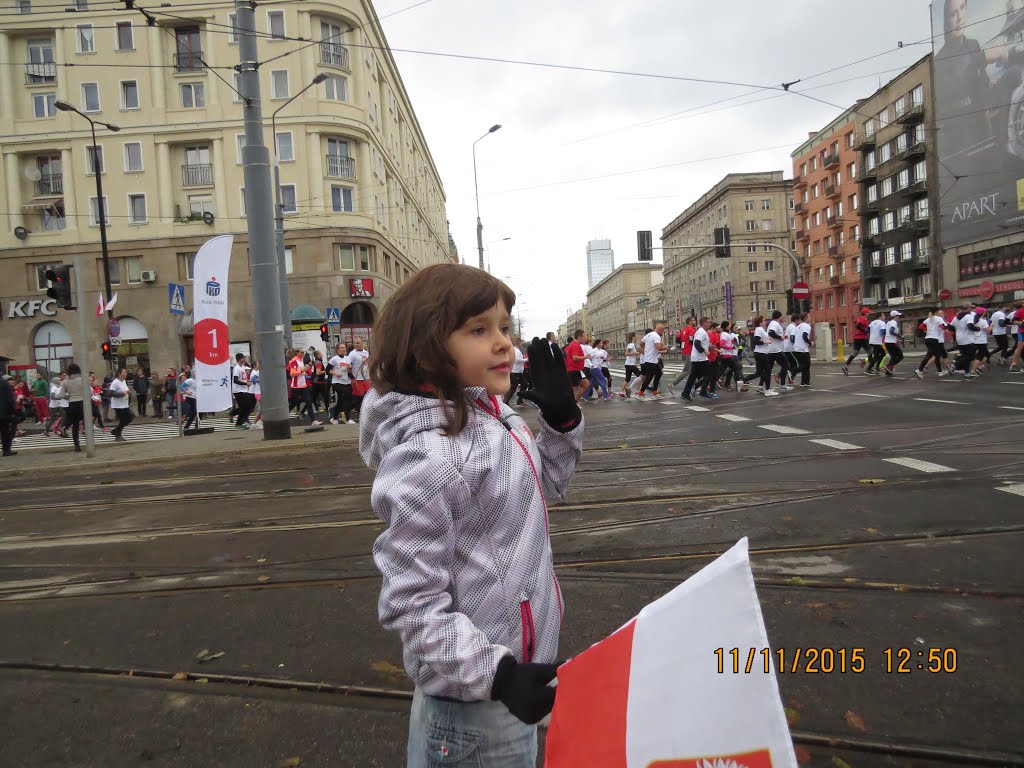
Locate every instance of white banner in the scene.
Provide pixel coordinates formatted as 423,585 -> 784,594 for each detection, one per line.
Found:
192,235 -> 234,412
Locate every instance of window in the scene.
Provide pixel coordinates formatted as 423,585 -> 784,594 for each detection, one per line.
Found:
813,212 -> 821,226
866,152 -> 876,170
749,281 -> 759,292
18,0 -> 31,12
283,247 -> 294,274
744,200 -> 755,211
914,161 -> 927,182
868,217 -> 879,236
883,211 -> 895,232
761,199 -> 771,211
120,80 -> 139,110
180,82 -> 205,108
751,301 -> 759,313
89,196 -> 109,226
235,134 -> 246,164
912,84 -> 924,107
870,250 -> 881,267
838,231 -> 845,246
895,95 -> 906,118
275,131 -> 293,161
802,190 -> 809,203
812,183 -> 818,198
879,143 -> 891,163
864,117 -> 876,137
827,263 -> 835,278
866,184 -> 878,203
800,163 -> 807,176
106,257 -> 121,286
880,177 -> 893,197
233,72 -> 243,102
239,187 -> 246,216
336,244 -> 355,270
33,92 -> 56,118
187,195 -> 214,216
896,133 -> 908,154
765,280 -> 776,291
271,70 -> 289,98
331,185 -> 354,212
280,184 -> 296,213
42,205 -> 66,231
76,24 -> 95,53
764,245 -> 772,252
898,204 -> 911,224
810,157 -> 817,171
901,241 -> 913,261
123,142 -> 143,172
228,13 -> 239,43
126,256 -> 143,284
267,10 -> 285,39
359,245 -> 375,271
180,252 -> 198,280
852,224 -> 860,240
764,260 -> 775,272
825,234 -> 833,249
840,260 -> 847,277
747,262 -> 758,273
81,82 -> 100,112
85,145 -> 104,175
128,193 -> 147,223
35,262 -> 64,290
914,123 -> 926,144
766,300 -> 777,311
115,21 -> 133,51
324,74 -> 347,101
915,197 -> 929,220
747,245 -> 757,253
885,246 -> 897,266
879,107 -> 889,129
827,294 -> 834,309
897,168 -> 910,189
745,220 -> 756,231
839,291 -> 847,307
850,193 -> 858,210
847,162 -> 856,180
761,219 -> 772,231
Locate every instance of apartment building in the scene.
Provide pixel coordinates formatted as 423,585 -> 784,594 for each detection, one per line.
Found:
0,0 -> 451,377
585,263 -> 663,355
559,305 -> 588,345
662,172 -> 794,327
853,55 -> 938,328
791,106 -> 864,342
586,238 -> 614,289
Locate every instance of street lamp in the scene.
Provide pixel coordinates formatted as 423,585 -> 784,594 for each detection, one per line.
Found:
271,72 -> 328,347
54,100 -> 119,318
473,124 -> 502,271
486,236 -> 511,274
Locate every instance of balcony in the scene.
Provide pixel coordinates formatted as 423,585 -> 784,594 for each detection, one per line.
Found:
862,198 -> 880,213
320,42 -> 350,69
181,163 -> 213,187
830,275 -> 841,286
794,201 -> 805,214
794,174 -> 807,188
853,131 -> 877,151
896,104 -> 925,125
911,251 -> 930,270
34,174 -> 63,196
824,152 -> 839,168
326,154 -> 356,180
862,234 -> 879,248
796,229 -> 810,241
827,215 -> 840,229
825,183 -> 840,199
903,179 -> 928,198
827,245 -> 839,257
869,263 -> 883,276
173,51 -> 205,73
858,165 -> 878,183
25,61 -> 57,84
906,141 -> 927,159
900,218 -> 929,235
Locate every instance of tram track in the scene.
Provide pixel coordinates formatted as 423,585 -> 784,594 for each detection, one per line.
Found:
0,661 -> 1018,766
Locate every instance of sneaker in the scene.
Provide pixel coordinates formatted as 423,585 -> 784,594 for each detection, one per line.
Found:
617,392 -> 627,399
914,369 -> 924,379
310,420 -> 323,426
763,389 -> 780,397
964,372 -> 977,379
754,385 -> 764,393
681,394 -> 692,402
841,365 -> 849,376
739,385 -> 749,392
253,422 -> 263,429
938,371 -> 949,377
947,363 -> 958,376
635,394 -> 648,401
651,393 -> 665,401
884,367 -> 894,377
601,395 -> 614,401
700,393 -> 721,400
329,418 -> 339,425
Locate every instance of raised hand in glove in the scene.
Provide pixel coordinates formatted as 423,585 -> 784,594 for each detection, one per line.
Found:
490,654 -> 559,725
519,337 -> 581,432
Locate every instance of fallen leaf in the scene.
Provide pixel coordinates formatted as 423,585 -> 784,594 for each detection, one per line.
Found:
794,745 -> 812,765
257,576 -> 270,583
784,706 -> 800,726
371,660 -> 405,676
196,678 -> 209,684
786,577 -> 807,586
279,759 -> 301,768
195,650 -> 225,663
864,527 -> 880,534
257,558 -> 268,564
803,602 -> 827,610
844,709 -> 867,732
172,672 -> 188,681
781,515 -> 794,522
830,757 -> 853,768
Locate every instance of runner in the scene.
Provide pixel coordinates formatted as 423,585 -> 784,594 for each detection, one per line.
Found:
681,317 -> 712,402
741,317 -> 771,394
563,329 -> 591,402
882,310 -> 904,376
792,314 -> 812,386
328,342 -> 351,424
718,321 -> 746,392
600,339 -> 613,391
619,332 -> 640,398
669,316 -> 697,393
636,323 -> 667,401
779,313 -> 798,388
583,339 -> 611,401
702,319 -> 722,398
1009,300 -> 1024,371
762,310 -> 786,394
990,304 -> 1011,366
916,309 -> 949,378
866,311 -> 887,375
507,336 -> 527,406
842,308 -> 872,375
967,307 -> 990,378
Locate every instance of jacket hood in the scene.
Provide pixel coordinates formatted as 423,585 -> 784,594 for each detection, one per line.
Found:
359,386 -> 491,470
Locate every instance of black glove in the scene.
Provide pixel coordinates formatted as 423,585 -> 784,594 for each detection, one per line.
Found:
519,338 -> 581,432
490,654 -> 558,724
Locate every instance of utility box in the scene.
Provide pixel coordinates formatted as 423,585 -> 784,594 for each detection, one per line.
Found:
814,322 -> 833,362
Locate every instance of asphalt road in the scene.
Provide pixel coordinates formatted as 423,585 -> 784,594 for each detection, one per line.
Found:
0,362 -> 1021,767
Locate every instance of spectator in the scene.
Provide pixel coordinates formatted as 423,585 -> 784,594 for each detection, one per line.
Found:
0,374 -> 18,456
31,374 -> 49,424
148,371 -> 164,418
164,368 -> 178,421
133,366 -> 149,416
57,363 -> 86,453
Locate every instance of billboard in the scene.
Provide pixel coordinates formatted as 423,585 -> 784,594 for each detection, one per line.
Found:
932,0 -> 1024,246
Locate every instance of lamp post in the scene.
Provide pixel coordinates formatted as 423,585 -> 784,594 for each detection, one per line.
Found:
473,124 -> 502,271
54,100 -> 119,318
486,236 -> 510,274
271,73 -> 328,348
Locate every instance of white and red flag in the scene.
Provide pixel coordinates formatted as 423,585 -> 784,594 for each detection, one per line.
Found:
95,292 -> 118,316
545,538 -> 797,768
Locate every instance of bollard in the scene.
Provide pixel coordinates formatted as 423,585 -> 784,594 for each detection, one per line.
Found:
836,338 -> 845,362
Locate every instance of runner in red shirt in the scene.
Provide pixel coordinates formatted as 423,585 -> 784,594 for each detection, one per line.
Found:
562,329 -> 591,401
669,316 -> 697,394
842,308 -> 872,375
702,325 -> 722,396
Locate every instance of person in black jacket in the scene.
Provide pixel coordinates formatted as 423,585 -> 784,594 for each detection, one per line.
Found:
132,366 -> 149,416
0,375 -> 19,456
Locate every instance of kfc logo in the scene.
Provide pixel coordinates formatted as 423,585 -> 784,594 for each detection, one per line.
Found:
349,278 -> 374,298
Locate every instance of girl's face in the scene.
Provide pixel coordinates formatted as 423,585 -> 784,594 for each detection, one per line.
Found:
446,301 -> 513,397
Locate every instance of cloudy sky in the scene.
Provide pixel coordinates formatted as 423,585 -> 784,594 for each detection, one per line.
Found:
379,0 -> 934,337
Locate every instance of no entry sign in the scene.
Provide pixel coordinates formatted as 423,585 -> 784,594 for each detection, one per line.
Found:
792,281 -> 810,299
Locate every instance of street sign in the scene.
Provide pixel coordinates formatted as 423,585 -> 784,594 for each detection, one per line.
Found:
978,280 -> 995,301
169,282 -> 186,315
107,319 -> 120,337
792,281 -> 810,299
325,306 -> 340,324
938,288 -> 952,301
109,336 -> 122,347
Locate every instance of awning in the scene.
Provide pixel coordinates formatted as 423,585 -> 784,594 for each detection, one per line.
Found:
22,198 -> 63,210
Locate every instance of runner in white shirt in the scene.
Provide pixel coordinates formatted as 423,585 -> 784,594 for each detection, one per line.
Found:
866,313 -> 887,375
328,342 -> 351,424
231,353 -> 256,428
990,306 -> 1011,366
636,325 -> 667,400
347,337 -> 370,423
882,310 -> 904,376
761,311 -> 786,393
507,338 -> 528,407
967,309 -> 990,378
620,333 -> 641,397
718,321 -> 746,392
791,315 -> 812,386
950,304 -> 977,375
742,319 -> 774,394
680,318 -> 712,401
915,309 -> 949,378
780,316 -> 798,388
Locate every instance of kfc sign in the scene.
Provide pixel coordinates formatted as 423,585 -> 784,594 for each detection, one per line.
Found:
349,278 -> 374,298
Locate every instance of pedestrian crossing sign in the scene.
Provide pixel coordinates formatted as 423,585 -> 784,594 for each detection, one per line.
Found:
169,282 -> 186,315
326,306 -> 340,324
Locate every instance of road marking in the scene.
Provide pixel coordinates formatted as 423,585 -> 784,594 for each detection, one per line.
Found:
1002,381 -> 1024,385
913,398 -> 966,405
997,484 -> 1024,497
854,392 -> 886,398
759,424 -> 811,435
883,457 -> 955,474
686,405 -> 711,412
809,438 -> 863,450
717,414 -> 751,422
817,373 -> 846,377
659,400 -> 680,405
999,406 -> 1024,412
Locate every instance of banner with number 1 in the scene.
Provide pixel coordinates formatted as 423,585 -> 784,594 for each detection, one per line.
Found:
192,235 -> 234,412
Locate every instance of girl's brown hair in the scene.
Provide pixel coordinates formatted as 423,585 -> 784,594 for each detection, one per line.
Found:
369,263 -> 515,435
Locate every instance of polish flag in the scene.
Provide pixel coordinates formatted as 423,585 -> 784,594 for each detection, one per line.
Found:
96,293 -> 105,317
544,539 -> 797,768
95,292 -> 119,316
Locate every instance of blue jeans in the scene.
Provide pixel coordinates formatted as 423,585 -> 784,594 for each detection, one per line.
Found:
583,366 -> 609,399
407,689 -> 537,768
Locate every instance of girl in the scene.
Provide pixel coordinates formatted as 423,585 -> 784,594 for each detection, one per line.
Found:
250,361 -> 263,430
359,264 -> 583,767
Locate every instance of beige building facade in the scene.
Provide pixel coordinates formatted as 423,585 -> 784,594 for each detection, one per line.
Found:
0,0 -> 451,376
662,172 -> 795,327
585,263 -> 662,355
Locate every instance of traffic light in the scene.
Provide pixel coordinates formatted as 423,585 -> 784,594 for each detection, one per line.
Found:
786,289 -> 796,315
320,324 -> 329,342
801,298 -> 811,314
636,230 -> 653,261
45,265 -> 74,309
101,341 -> 112,360
713,227 -> 731,258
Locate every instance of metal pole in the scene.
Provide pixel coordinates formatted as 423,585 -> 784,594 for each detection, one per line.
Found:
236,0 -> 290,440
473,142 -> 484,271
90,120 -> 113,319
273,158 -> 291,348
72,254 -> 96,457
